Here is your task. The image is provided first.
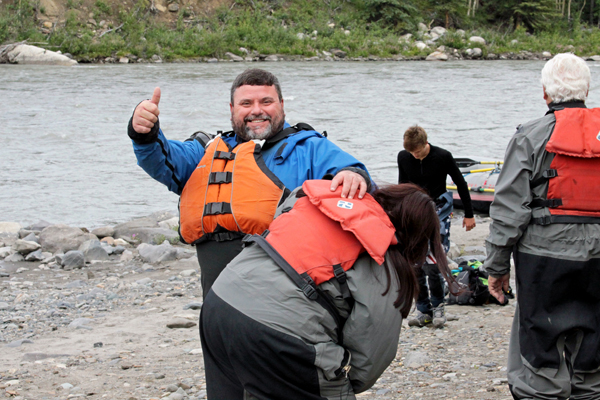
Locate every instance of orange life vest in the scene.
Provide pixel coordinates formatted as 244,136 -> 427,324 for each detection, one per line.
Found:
532,107 -> 600,224
179,135 -> 289,244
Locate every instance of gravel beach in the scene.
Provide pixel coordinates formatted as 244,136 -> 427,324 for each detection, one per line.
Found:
0,213 -> 515,400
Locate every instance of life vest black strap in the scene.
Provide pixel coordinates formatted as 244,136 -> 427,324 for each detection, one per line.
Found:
208,172 -> 233,184
332,264 -> 353,306
214,151 -> 236,161
262,123 -> 316,150
532,215 -> 600,225
203,202 -> 232,215
242,233 -> 347,345
530,169 -> 558,188
530,198 -> 563,208
186,130 -> 215,148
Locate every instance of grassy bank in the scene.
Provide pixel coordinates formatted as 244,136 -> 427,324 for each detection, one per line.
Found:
3,0 -> 600,61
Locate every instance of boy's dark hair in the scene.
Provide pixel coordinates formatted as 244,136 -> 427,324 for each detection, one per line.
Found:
230,69 -> 283,103
403,125 -> 428,152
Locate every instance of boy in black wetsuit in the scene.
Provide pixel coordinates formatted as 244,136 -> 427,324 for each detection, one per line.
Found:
397,125 -> 475,328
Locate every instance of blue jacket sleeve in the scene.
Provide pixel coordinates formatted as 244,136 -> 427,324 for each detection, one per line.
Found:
132,129 -> 205,195
267,133 -> 372,190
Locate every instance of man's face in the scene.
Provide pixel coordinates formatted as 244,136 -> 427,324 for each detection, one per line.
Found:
409,144 -> 430,160
230,85 -> 285,141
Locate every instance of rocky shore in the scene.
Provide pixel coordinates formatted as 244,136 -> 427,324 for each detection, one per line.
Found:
4,22 -> 600,66
0,212 -> 515,399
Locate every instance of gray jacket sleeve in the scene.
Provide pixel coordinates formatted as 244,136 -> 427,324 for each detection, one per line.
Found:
484,114 -> 556,276
342,254 -> 403,393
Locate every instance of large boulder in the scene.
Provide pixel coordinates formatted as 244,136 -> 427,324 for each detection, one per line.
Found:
3,44 -> 77,66
39,225 -> 97,254
430,26 -> 447,37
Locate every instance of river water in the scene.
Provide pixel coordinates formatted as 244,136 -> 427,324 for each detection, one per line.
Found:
2,60 -> 600,228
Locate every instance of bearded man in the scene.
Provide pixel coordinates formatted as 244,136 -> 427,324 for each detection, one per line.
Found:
128,69 -> 371,298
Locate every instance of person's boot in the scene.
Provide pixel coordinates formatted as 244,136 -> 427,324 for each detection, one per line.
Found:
408,311 -> 432,327
432,304 -> 446,328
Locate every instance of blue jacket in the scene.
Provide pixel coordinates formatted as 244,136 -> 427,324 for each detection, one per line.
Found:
132,122 -> 371,196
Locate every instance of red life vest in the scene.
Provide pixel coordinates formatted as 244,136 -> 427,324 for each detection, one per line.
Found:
266,180 -> 397,284
179,136 -> 288,244
533,107 -> 600,224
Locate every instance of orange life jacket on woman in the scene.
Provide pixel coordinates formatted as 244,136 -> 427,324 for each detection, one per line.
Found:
244,180 -> 398,344
179,135 -> 289,244
532,107 -> 600,224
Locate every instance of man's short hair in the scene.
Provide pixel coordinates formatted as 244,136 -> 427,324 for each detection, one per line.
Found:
541,53 -> 590,103
403,125 -> 428,152
230,69 -> 283,103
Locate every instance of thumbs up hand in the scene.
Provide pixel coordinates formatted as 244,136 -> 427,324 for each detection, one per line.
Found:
132,87 -> 161,134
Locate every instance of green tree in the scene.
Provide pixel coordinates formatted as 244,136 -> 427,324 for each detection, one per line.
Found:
357,0 -> 419,31
426,0 -> 467,28
483,0 -> 559,31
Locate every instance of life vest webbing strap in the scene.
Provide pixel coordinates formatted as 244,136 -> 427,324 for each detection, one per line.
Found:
532,215 -> 600,225
214,151 -> 235,161
208,172 -> 233,184
332,264 -> 352,303
530,169 -> 558,188
243,234 -> 346,345
204,202 -> 232,215
530,198 -> 563,208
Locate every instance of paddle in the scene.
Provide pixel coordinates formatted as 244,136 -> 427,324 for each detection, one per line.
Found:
455,157 -> 504,168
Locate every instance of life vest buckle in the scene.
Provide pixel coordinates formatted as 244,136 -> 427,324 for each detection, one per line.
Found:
302,284 -> 318,300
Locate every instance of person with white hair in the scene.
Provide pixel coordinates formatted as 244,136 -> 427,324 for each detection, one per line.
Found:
484,53 -> 600,399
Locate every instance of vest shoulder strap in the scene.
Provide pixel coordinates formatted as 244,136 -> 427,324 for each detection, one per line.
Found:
185,130 -> 215,148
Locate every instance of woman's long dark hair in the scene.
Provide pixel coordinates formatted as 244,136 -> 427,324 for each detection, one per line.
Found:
373,183 -> 457,318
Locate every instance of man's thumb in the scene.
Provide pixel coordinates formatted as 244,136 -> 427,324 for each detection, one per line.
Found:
151,87 -> 161,105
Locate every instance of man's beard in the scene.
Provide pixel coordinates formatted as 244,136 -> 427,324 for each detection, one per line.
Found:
232,111 -> 285,142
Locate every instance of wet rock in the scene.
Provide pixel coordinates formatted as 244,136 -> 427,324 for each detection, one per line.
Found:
22,232 -> 39,243
225,52 -> 243,62
472,48 -> 483,58
330,49 -> 346,58
264,54 -> 279,61
426,51 -> 448,61
167,319 -> 197,329
62,250 -> 85,269
5,44 -> 77,66
13,239 -> 41,255
25,249 -> 45,261
138,242 -> 178,264
183,302 -> 202,310
79,239 -> 109,261
0,222 -> 22,234
0,246 -> 12,258
91,226 -> 114,239
39,225 -> 97,253
5,252 -> 24,262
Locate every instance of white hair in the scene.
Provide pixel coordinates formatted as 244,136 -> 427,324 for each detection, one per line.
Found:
541,53 -> 590,103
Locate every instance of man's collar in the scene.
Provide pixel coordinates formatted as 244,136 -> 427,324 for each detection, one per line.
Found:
547,100 -> 587,113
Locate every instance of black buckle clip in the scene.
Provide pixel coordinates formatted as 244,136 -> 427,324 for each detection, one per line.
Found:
302,284 -> 318,300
